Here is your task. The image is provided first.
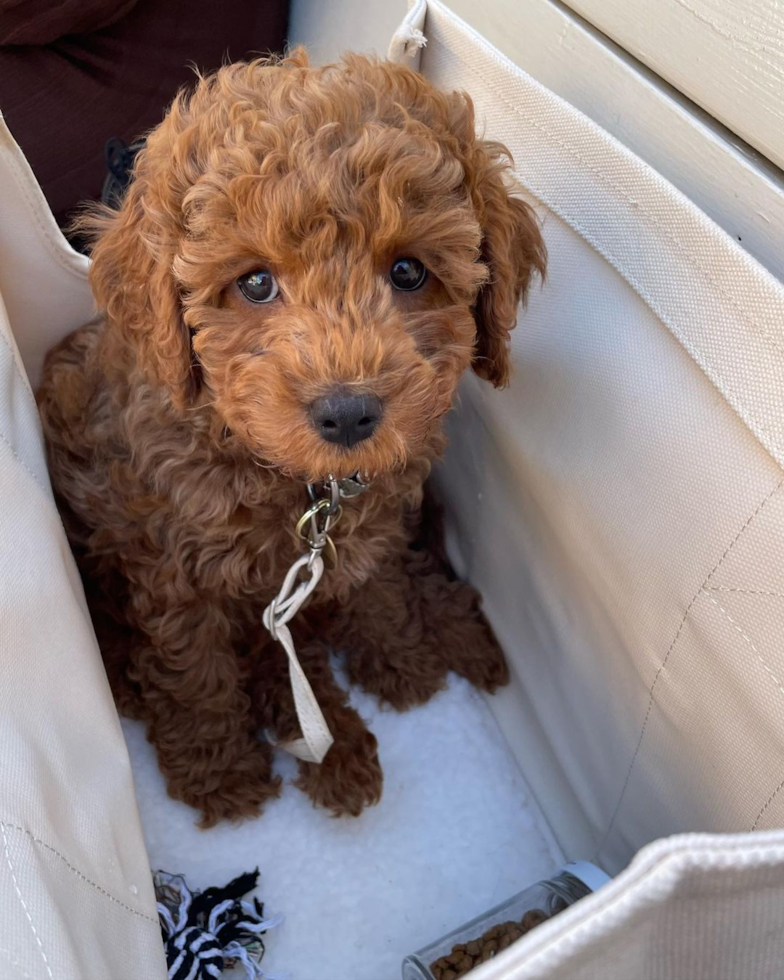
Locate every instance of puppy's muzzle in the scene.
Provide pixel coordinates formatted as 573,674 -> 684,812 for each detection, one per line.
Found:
310,390 -> 382,448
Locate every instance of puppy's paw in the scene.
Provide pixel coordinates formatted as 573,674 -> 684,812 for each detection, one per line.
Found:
430,585 -> 510,693
184,746 -> 282,828
295,729 -> 382,817
347,649 -> 448,711
451,631 -> 510,693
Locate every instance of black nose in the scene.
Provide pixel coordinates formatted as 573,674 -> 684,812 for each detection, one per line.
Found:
310,391 -> 382,448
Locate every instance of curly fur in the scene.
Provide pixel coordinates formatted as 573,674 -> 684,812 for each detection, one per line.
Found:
37,50 -> 546,826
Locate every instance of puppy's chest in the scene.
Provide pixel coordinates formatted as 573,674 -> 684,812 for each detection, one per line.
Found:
191,491 -> 401,603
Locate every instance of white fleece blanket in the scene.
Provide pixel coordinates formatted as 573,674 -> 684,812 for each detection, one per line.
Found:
123,674 -> 561,980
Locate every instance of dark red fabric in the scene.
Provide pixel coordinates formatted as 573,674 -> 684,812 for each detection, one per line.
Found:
0,0 -> 140,47
0,0 -> 289,227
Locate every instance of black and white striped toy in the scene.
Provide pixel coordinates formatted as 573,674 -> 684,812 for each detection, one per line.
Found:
155,868 -> 284,980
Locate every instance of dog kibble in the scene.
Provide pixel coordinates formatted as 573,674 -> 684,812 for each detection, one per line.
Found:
521,909 -> 549,930
429,910 -> 551,979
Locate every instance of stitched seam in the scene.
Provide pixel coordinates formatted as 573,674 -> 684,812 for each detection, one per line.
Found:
699,594 -> 784,832
705,586 -> 784,598
1,824 -> 157,925
704,592 -> 784,697
0,822 -> 54,979
453,51 -> 784,363
754,778 -> 784,830
595,479 -> 784,858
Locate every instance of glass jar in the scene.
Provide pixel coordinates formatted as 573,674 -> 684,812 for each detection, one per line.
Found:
401,861 -> 610,980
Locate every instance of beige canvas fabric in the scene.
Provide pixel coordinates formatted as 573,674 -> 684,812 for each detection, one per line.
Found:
0,123 -> 95,391
389,2 -> 784,978
470,830 -> 784,980
0,117 -> 166,979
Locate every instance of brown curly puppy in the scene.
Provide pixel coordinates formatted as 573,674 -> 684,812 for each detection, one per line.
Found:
37,50 -> 545,826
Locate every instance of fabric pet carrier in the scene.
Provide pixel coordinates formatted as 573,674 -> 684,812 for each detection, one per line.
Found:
3,1 -> 784,977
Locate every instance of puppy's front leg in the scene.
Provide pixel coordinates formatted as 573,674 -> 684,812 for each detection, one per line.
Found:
130,593 -> 280,826
326,546 -> 508,710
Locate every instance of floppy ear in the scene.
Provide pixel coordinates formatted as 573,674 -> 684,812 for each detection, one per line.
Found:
83,140 -> 197,409
471,153 -> 546,387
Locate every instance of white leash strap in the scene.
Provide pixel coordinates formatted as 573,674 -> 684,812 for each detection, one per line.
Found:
262,552 -> 334,764
263,472 -> 371,764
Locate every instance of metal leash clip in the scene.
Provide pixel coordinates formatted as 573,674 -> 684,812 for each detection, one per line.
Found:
299,472 -> 372,569
307,470 -> 372,505
295,497 -> 340,569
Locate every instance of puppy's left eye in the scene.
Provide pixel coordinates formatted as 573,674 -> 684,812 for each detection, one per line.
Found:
389,257 -> 428,291
237,269 -> 279,303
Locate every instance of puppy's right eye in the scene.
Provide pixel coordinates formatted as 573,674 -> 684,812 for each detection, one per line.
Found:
389,257 -> 427,291
237,269 -> 279,304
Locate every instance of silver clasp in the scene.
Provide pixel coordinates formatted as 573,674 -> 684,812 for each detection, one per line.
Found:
300,472 -> 372,568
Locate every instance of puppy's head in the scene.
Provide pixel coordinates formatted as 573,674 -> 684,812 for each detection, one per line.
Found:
88,51 -> 545,481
